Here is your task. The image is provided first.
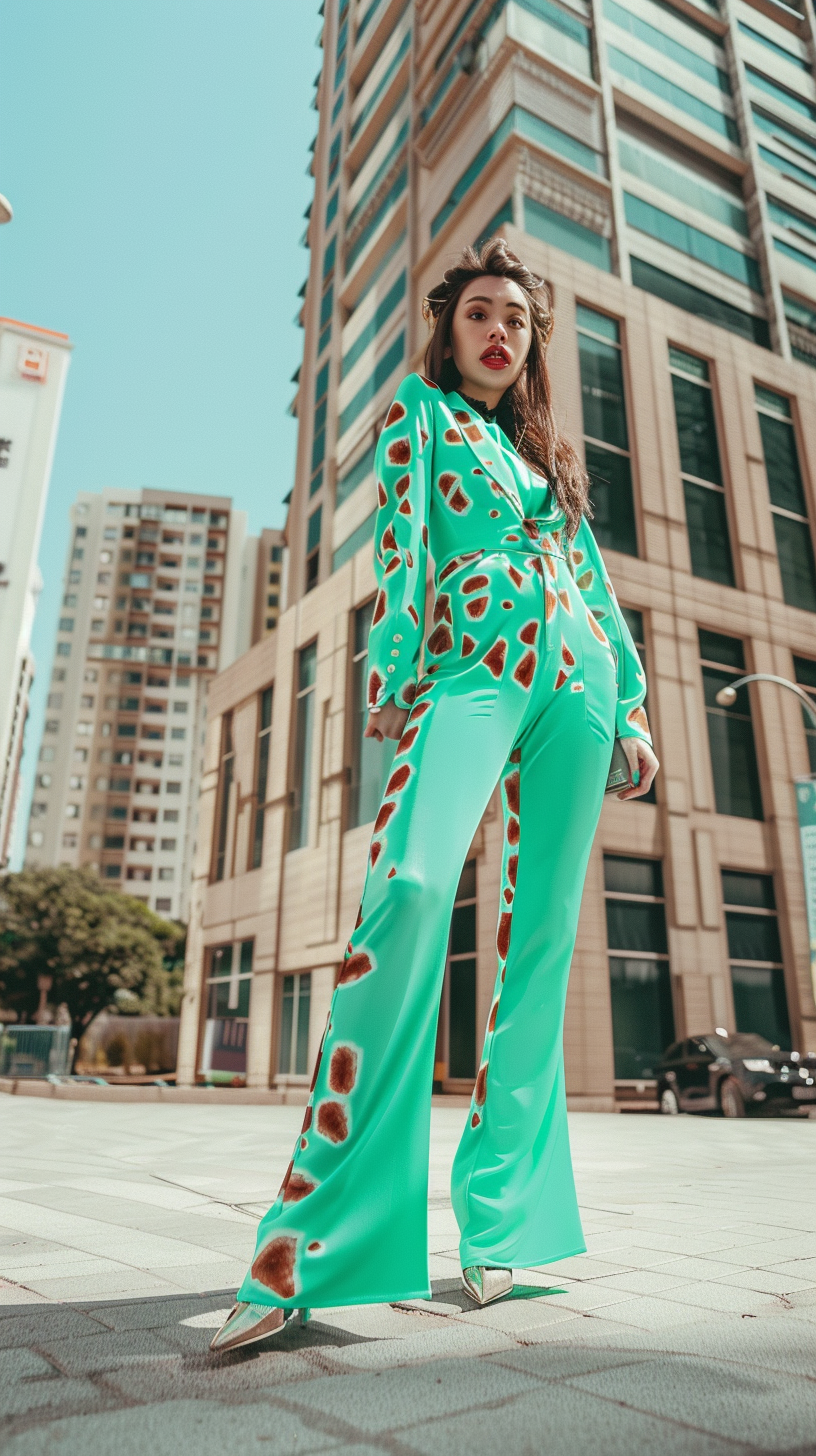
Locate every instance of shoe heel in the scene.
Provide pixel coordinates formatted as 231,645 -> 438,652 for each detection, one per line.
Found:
299,1307 -> 312,1326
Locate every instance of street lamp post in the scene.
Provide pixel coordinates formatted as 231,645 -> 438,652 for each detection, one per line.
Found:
714,673 -> 816,1017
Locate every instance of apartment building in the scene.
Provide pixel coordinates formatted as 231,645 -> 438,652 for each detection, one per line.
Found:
23,490 -> 281,922
0,317 -> 72,867
177,0 -> 816,1103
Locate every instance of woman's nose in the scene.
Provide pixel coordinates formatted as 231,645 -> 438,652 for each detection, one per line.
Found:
488,321 -> 507,341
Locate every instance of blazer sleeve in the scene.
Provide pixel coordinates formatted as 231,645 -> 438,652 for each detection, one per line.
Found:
569,517 -> 652,745
366,372 -> 436,712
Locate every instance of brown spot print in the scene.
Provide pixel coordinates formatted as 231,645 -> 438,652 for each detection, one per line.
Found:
397,499 -> 412,516
472,467 -> 483,474
562,641 -> 575,668
483,638 -> 507,679
370,840 -> 382,867
507,816 -> 520,846
302,1104 -> 313,1133
406,550 -> 413,568
488,1000 -> 499,1033
513,648 -> 536,691
408,699 -> 432,721
462,574 -> 489,594
387,438 -> 411,465
555,668 -> 569,689
395,474 -> 411,498
384,556 -> 401,576
396,725 -> 419,756
437,472 -> 457,498
558,589 -> 572,614
463,423 -> 484,442
444,427 -> 463,444
489,481 -> 503,496
475,1062 -> 488,1105
576,569 -> 594,591
497,911 -> 513,961
453,409 -> 471,423
448,486 -> 471,512
301,1137 -> 308,1149
439,555 -> 463,582
587,610 -> 608,645
421,524 -> 429,548
461,634 -> 476,656
508,564 -> 523,588
428,622 -> 454,656
502,600 -> 513,610
385,400 -> 406,427
309,1037 -> 324,1091
283,1171 -> 318,1204
522,518 -> 540,540
420,375 -> 439,389
465,596 -> 489,619
385,763 -> 411,795
433,592 -> 452,624
329,1044 -> 358,1095
504,887 -> 513,904
387,866 -> 396,878
381,525 -> 397,554
408,603 -> 420,626
545,555 -> 557,579
571,681 -> 584,694
372,591 -> 386,626
506,533 -> 520,542
426,665 -> 439,674
307,1241 -> 322,1252
519,620 -> 538,645
471,1112 -> 481,1128
507,852 -> 518,885
339,951 -> 373,984
401,680 -> 417,706
415,679 -> 435,697
531,558 -> 544,578
626,705 -> 650,735
572,548 -> 584,564
489,509 -> 500,518
377,480 -> 387,508
277,1158 -> 293,1197
509,747 -> 521,763
504,769 -> 520,814
354,904 -> 363,929
252,1236 -> 297,1299
374,800 -> 396,832
367,669 -> 383,707
317,1100 -> 349,1143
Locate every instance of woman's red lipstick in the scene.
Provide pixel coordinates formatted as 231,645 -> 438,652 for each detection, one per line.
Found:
480,345 -> 511,369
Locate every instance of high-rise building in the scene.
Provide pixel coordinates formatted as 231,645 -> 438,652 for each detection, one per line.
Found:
177,0 -> 816,1100
23,488 -> 270,922
0,317 -> 73,868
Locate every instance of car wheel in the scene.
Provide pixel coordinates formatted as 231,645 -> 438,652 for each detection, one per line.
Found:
720,1077 -> 746,1118
660,1087 -> 680,1115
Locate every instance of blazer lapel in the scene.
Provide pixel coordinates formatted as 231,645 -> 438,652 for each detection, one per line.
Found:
442,392 -> 525,518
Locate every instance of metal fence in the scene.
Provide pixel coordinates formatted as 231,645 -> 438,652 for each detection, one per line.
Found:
0,1025 -> 72,1078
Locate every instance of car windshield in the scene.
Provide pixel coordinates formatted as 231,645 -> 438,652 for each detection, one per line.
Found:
707,1033 -> 778,1058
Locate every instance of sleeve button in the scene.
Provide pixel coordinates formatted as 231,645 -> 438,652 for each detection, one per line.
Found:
387,665 -> 396,673
393,633 -> 402,642
390,649 -> 399,657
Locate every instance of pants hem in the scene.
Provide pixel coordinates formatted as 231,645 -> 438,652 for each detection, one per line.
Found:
459,1240 -> 587,1270
235,1284 -> 435,1311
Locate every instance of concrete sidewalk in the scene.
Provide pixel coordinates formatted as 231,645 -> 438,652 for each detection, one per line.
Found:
1,1098 -> 815,1455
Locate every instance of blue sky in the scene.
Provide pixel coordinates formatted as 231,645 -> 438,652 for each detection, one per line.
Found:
1,0 -> 321,868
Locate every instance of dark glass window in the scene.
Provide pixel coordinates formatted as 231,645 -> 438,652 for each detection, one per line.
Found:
669,348 -> 734,587
278,972 -> 312,1076
305,506 -> 322,592
793,655 -> 816,772
213,713 -> 234,881
577,306 -> 637,556
288,643 -> 317,850
756,385 -> 816,612
250,686 -> 273,870
201,940 -> 253,1084
604,854 -> 674,1079
722,870 -> 790,1048
436,859 -> 478,1081
347,599 -> 396,830
699,630 -> 763,820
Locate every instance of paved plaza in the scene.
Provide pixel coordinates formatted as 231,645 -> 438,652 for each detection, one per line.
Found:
1,1095 -> 815,1455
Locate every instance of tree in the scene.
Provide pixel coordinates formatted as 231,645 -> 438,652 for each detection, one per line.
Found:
0,867 -> 186,1031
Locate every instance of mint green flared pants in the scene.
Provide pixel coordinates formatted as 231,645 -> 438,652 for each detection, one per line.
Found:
237,541 -> 618,1311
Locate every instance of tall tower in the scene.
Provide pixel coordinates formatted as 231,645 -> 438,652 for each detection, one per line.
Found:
25,488 -> 255,922
0,318 -> 72,868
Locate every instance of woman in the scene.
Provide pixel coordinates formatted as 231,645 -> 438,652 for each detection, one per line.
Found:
210,238 -> 658,1353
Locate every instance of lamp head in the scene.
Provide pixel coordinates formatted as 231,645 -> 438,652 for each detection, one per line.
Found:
715,686 -> 737,707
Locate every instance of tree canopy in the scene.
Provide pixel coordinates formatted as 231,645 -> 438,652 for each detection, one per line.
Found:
0,867 -> 186,1030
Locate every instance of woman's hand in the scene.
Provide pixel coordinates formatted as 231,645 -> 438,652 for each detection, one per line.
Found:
617,736 -> 660,801
364,701 -> 410,742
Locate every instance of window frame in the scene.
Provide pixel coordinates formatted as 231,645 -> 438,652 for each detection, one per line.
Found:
669,345 -> 738,589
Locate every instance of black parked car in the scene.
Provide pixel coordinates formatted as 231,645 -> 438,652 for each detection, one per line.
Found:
656,1032 -> 816,1117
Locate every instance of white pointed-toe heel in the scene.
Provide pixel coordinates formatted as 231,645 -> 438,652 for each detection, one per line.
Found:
461,1266 -> 513,1307
209,1302 -> 311,1353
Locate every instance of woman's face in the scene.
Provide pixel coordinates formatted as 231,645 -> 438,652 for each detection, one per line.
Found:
445,274 -> 532,407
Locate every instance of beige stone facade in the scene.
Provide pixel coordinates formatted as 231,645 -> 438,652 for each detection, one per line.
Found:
177,0 -> 816,1102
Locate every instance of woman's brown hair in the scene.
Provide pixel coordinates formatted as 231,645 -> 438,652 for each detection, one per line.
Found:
422,236 -> 589,537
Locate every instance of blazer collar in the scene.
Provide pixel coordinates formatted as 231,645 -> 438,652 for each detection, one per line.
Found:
444,389 -> 525,518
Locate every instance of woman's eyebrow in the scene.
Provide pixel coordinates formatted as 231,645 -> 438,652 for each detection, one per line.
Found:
464,294 -> 529,314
